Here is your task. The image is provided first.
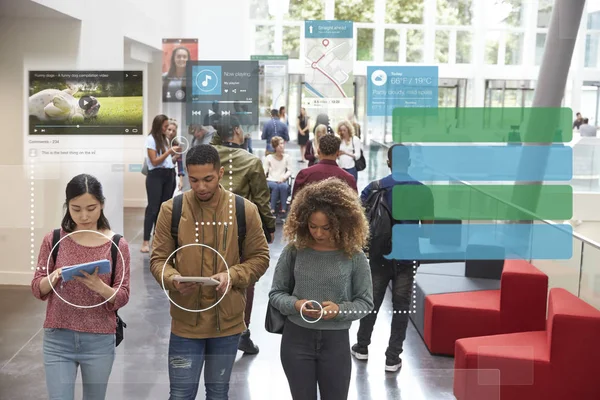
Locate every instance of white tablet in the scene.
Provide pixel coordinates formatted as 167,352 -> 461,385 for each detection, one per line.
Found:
173,276 -> 220,286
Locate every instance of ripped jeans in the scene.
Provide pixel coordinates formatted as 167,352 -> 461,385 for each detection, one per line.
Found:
168,332 -> 241,400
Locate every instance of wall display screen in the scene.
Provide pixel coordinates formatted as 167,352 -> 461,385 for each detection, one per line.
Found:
28,71 -> 143,135
186,61 -> 259,126
162,38 -> 198,102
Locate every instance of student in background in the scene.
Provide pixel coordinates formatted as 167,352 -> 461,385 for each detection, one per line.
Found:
297,107 -> 310,162
336,120 -> 362,182
262,109 -> 289,155
280,106 -> 289,126
31,174 -> 131,400
142,115 -> 181,253
264,136 -> 292,215
304,124 -> 327,167
166,119 -> 184,193
269,177 -> 373,400
579,118 -> 597,137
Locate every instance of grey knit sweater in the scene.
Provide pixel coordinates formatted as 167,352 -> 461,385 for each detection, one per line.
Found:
269,244 -> 374,330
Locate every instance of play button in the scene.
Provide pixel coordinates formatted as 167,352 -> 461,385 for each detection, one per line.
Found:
79,96 -> 93,110
208,109 -> 215,117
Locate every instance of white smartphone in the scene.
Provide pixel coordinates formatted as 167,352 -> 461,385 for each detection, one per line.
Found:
173,276 -> 220,286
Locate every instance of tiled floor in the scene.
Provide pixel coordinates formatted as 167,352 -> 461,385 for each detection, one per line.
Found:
0,144 -> 456,399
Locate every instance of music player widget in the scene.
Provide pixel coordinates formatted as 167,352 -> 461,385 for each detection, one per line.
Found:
186,61 -> 259,125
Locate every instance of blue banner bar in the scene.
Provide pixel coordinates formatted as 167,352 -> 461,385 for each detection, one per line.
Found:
387,223 -> 573,260
392,145 -> 572,181
305,20 -> 353,38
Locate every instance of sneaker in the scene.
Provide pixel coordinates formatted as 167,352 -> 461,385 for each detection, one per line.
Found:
351,344 -> 368,360
385,357 -> 402,372
238,329 -> 259,355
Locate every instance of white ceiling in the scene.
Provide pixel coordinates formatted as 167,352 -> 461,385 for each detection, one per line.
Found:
0,0 -> 73,19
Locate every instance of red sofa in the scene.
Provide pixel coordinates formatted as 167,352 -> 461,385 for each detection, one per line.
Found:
453,288 -> 600,400
423,259 -> 548,355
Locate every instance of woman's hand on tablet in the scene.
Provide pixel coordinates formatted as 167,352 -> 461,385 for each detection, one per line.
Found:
75,267 -> 108,294
49,268 -> 63,286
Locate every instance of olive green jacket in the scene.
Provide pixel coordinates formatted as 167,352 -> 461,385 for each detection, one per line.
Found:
211,134 -> 276,234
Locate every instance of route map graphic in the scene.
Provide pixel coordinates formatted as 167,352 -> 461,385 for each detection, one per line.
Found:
304,20 -> 354,108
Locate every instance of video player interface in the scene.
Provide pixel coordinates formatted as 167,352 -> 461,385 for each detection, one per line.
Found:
28,71 -> 143,135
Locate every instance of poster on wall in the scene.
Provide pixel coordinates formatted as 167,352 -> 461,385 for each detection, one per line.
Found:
251,55 -> 289,130
28,71 -> 143,135
367,66 -> 438,116
162,38 -> 198,102
303,20 -> 354,127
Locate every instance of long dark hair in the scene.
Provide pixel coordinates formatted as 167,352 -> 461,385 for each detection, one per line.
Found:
150,114 -> 169,155
61,174 -> 111,233
168,46 -> 190,77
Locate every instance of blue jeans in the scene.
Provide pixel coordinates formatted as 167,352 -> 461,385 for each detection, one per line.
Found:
168,332 -> 241,400
43,328 -> 115,400
268,181 -> 289,212
344,167 -> 358,182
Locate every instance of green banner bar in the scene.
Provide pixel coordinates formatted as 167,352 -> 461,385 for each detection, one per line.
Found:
392,107 -> 573,143
392,184 -> 572,220
250,55 -> 289,60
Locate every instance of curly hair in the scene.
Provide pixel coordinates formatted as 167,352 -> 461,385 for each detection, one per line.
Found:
317,134 -> 341,156
336,120 -> 355,139
284,177 -> 369,257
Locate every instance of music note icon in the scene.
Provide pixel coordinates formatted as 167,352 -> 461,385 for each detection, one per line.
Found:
201,75 -> 212,87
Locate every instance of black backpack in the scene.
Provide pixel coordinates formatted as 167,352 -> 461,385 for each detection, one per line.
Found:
171,193 -> 246,259
51,229 -> 126,347
364,180 -> 393,257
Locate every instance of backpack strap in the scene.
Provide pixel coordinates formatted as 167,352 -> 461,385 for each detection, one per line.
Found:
235,195 -> 246,260
171,193 -> 184,249
51,228 -> 61,265
110,234 -> 122,286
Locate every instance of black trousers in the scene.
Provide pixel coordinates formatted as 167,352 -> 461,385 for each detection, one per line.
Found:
356,258 -> 415,359
280,320 -> 351,400
144,168 -> 176,241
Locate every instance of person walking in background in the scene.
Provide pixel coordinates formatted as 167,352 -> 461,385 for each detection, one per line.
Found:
292,134 -> 357,200
351,144 -> 434,373
166,119 -> 184,193
573,112 -> 583,130
142,114 -> 181,253
336,120 -> 362,183
150,144 -> 270,399
211,115 -> 276,354
264,136 -> 292,216
190,124 -> 216,147
297,108 -> 310,162
262,109 -> 289,155
579,118 -> 597,137
313,113 -> 333,135
31,174 -> 131,400
269,177 -> 374,400
304,124 -> 328,167
280,106 -> 289,126
348,112 -> 362,139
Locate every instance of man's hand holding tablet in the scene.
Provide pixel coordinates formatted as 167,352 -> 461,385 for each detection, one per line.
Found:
172,276 -> 220,296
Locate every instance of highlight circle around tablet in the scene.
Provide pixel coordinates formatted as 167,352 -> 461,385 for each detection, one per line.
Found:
45,230 -> 125,309
160,243 -> 230,313
300,300 -> 323,324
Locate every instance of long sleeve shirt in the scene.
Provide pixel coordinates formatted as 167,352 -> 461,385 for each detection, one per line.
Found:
269,244 -> 374,330
31,229 -> 131,334
263,154 -> 292,182
292,159 -> 357,200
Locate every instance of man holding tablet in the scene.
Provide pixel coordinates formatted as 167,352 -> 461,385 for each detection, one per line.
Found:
149,144 -> 270,400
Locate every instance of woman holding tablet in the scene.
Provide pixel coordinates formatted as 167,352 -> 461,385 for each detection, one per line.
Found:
269,177 -> 373,400
31,174 -> 131,400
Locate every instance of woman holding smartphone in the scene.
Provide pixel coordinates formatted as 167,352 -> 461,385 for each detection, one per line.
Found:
269,177 -> 374,400
141,114 -> 181,253
31,173 -> 131,400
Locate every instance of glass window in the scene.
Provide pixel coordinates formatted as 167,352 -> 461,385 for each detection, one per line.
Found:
589,10 -> 600,30
407,29 -> 424,62
535,33 -> 546,65
435,30 -> 450,63
249,0 -> 273,19
384,29 -> 400,62
537,0 -> 553,28
486,0 -> 523,28
505,32 -> 524,65
485,32 -> 500,64
386,0 -> 424,24
436,0 -> 473,26
357,28 -> 375,61
285,0 -> 325,21
585,33 -> 600,68
335,0 -> 374,22
283,26 -> 301,59
456,31 -> 472,63
255,25 -> 275,54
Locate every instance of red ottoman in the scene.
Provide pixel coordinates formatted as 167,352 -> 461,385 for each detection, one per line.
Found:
424,259 -> 548,355
453,288 -> 600,400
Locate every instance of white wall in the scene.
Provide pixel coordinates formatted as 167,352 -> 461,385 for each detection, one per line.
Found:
0,0 -> 182,285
